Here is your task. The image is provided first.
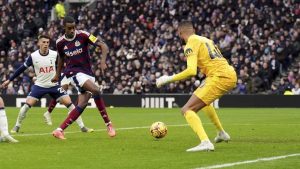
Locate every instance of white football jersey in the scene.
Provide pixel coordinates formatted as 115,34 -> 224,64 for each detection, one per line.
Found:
24,49 -> 58,88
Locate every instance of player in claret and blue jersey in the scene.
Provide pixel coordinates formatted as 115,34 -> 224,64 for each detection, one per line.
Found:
1,35 -> 92,133
52,16 -> 116,139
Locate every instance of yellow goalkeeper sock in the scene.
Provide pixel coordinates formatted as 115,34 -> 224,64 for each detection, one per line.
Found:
184,110 -> 208,141
202,105 -> 224,131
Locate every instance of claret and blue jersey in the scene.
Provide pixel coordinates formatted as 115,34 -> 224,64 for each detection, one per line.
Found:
56,30 -> 98,78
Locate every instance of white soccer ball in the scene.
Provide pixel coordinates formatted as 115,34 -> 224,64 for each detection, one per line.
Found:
150,121 -> 167,139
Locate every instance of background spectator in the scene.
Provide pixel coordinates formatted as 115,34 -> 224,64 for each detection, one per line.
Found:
0,0 -> 299,95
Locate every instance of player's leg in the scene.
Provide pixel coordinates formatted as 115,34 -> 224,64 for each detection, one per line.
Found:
11,97 -> 37,133
58,94 -> 94,133
202,105 -> 224,131
43,84 -> 68,125
202,105 -> 230,143
53,93 -> 90,139
11,85 -> 44,133
43,99 -> 56,125
82,79 -> 116,137
195,79 -> 225,132
0,97 -> 18,143
181,95 -> 214,152
198,71 -> 237,144
46,99 -> 58,115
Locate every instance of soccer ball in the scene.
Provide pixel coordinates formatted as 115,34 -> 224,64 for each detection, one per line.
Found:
150,122 -> 167,139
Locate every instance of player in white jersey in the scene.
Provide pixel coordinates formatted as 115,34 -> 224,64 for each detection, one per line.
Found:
0,96 -> 18,143
1,35 -> 93,133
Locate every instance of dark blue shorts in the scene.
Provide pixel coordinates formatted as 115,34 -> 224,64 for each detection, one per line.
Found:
28,85 -> 68,101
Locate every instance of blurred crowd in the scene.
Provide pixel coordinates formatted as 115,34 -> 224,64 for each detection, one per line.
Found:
0,0 -> 299,95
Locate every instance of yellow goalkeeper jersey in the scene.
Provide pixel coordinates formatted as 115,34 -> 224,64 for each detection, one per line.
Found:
185,34 -> 230,76
172,34 -> 235,82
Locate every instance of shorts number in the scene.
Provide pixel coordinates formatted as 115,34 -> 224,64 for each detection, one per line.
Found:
57,87 -> 67,94
205,42 -> 223,59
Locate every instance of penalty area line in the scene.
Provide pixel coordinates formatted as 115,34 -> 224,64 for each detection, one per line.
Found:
195,153 -> 300,169
12,124 -> 188,137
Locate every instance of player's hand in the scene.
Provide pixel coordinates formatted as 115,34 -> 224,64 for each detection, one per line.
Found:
156,75 -> 173,88
51,75 -> 59,83
100,61 -> 107,74
32,76 -> 37,82
1,80 -> 11,88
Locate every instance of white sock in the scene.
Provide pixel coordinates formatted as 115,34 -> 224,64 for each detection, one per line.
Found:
15,104 -> 30,127
67,104 -> 85,128
0,108 -> 9,136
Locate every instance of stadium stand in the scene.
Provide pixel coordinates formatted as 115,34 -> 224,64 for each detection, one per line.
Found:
0,0 -> 299,95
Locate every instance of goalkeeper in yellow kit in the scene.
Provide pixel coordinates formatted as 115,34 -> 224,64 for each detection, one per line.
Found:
156,21 -> 237,152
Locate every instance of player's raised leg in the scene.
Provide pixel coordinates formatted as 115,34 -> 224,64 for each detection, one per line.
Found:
182,95 -> 214,152
52,93 -> 90,139
11,98 -> 37,133
82,79 -> 116,137
59,94 -> 94,133
0,97 -> 18,143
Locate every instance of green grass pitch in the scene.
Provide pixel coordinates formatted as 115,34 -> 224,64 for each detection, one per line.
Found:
0,107 -> 299,169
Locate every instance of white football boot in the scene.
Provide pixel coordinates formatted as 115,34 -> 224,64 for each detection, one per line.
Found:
186,140 -> 214,152
214,131 -> 230,143
43,111 -> 53,126
1,135 -> 19,143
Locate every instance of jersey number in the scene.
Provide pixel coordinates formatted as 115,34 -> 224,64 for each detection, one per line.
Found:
205,42 -> 223,59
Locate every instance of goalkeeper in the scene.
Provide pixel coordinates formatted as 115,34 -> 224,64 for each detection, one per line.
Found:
156,21 -> 237,152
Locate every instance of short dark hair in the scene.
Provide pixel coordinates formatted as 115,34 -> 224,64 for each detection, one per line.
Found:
178,20 -> 194,29
38,34 -> 51,40
63,16 -> 75,25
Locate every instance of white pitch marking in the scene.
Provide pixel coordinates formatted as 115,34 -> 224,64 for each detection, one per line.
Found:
195,153 -> 300,169
12,124 -> 188,137
12,122 -> 300,137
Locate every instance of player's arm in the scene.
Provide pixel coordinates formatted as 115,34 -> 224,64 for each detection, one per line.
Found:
86,32 -> 109,73
156,38 -> 199,88
52,43 -> 64,83
171,53 -> 197,81
1,56 -> 32,88
52,54 -> 64,83
96,40 -> 109,71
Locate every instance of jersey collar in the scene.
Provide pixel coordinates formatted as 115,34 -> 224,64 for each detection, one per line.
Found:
39,49 -> 49,56
64,30 -> 77,41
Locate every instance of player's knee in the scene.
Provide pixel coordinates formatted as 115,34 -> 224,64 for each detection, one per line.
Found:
181,107 -> 188,115
91,88 -> 101,96
61,97 -> 72,105
25,102 -> 33,108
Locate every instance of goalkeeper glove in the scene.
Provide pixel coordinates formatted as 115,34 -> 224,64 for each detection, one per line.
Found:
156,75 -> 174,88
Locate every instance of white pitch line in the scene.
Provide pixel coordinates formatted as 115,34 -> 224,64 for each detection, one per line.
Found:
11,122 -> 300,137
12,124 -> 189,137
12,123 -> 300,137
195,153 -> 300,169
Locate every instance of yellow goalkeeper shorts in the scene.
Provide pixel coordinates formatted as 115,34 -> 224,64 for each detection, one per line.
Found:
193,66 -> 237,105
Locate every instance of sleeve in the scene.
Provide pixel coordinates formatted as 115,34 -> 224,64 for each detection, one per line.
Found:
81,30 -> 98,46
24,56 -> 33,67
171,38 -> 199,82
56,42 -> 65,58
9,56 -> 31,81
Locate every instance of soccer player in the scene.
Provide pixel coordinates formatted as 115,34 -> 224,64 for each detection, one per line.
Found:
0,96 -> 18,143
51,16 -> 116,139
156,21 -> 237,152
1,35 -> 92,133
